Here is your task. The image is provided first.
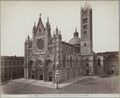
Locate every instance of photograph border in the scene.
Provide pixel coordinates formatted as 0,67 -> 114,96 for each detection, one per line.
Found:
0,0 -> 120,98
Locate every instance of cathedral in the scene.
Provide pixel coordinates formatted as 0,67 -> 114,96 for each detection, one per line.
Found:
24,4 -> 119,83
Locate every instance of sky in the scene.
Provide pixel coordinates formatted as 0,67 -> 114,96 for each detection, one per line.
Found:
1,1 -> 119,56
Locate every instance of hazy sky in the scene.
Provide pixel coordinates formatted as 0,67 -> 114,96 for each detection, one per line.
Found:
1,1 -> 119,56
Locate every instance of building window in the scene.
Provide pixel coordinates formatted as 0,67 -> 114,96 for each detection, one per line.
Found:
17,61 -> 20,65
97,58 -> 101,66
84,31 -> 87,35
9,61 -> 11,65
13,61 -> 16,65
1,61 -> 3,65
83,10 -> 87,15
86,63 -> 89,67
84,43 -> 86,46
83,18 -> 87,23
5,61 -> 7,65
83,25 -> 87,29
21,61 -> 23,65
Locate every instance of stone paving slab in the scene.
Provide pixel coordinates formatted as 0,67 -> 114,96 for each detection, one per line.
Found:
10,76 -> 89,89
1,76 -> 119,94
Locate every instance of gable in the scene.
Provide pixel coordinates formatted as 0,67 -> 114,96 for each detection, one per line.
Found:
36,19 -> 46,37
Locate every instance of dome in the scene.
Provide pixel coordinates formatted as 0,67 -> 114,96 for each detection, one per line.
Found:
69,37 -> 81,45
69,28 -> 81,45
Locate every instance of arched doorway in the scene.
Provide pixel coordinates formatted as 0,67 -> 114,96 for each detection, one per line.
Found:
28,60 -> 34,79
35,59 -> 43,80
45,59 -> 53,81
32,70 -> 35,79
86,69 -> 89,76
48,71 -> 52,81
97,58 -> 102,75
85,63 -> 89,76
106,54 -> 119,75
28,60 -> 33,68
45,60 -> 52,67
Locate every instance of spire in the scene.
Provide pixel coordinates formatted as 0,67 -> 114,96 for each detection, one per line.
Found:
38,13 -> 42,24
84,1 -> 87,8
37,13 -> 45,30
74,28 -> 79,38
33,22 -> 36,35
33,22 -> 36,29
54,26 -> 62,40
27,34 -> 30,40
47,17 -> 49,22
46,17 -> 51,37
46,17 -> 50,26
84,0 -> 91,9
39,13 -> 42,20
56,26 -> 58,33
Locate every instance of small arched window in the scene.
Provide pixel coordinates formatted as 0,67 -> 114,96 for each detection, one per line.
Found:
84,43 -> 86,46
97,58 -> 101,66
86,63 -> 89,67
84,31 -> 87,35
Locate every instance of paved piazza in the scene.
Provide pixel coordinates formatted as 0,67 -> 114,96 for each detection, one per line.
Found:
1,76 -> 119,94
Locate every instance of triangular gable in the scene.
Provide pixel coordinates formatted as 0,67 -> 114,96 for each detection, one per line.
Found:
36,17 -> 46,36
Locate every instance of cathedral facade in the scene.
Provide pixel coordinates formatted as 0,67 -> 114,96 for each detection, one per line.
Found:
24,4 -> 119,83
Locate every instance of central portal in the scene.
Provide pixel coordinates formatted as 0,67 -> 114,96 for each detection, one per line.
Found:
40,75 -> 43,80
39,69 -> 44,80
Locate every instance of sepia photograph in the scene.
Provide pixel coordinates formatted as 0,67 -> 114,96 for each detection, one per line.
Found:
0,0 -> 119,97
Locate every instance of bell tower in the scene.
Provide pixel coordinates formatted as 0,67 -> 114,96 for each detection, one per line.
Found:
80,3 -> 93,55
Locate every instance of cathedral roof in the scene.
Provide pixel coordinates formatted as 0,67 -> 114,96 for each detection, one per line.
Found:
69,37 -> 81,45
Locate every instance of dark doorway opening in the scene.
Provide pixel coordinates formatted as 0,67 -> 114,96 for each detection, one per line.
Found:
111,70 -> 114,74
32,75 -> 34,79
48,71 -> 52,81
86,69 -> 89,76
40,75 -> 43,80
49,76 -> 52,81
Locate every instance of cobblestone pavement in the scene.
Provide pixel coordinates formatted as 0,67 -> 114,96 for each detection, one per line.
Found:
1,76 -> 119,94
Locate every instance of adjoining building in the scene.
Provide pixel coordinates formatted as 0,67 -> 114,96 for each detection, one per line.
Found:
24,3 -> 119,83
1,56 -> 24,82
94,51 -> 119,76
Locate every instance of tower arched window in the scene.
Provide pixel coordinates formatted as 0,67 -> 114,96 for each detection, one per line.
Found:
86,63 -> 89,67
83,18 -> 87,23
84,31 -> 87,35
97,58 -> 101,66
83,25 -> 87,29
84,43 -> 86,46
